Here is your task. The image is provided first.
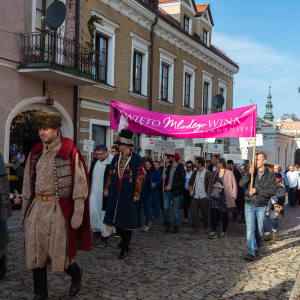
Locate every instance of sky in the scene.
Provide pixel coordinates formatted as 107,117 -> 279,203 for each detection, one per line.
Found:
195,0 -> 300,121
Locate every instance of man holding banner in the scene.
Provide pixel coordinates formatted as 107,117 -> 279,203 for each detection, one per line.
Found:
239,152 -> 277,261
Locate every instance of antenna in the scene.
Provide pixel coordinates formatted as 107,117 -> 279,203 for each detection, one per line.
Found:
44,1 -> 67,30
212,94 -> 225,109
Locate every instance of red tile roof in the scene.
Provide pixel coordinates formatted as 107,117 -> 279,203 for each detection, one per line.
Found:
195,4 -> 209,15
274,122 -> 300,136
195,4 -> 214,26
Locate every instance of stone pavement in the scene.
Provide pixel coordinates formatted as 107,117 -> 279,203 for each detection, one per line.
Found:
1,204 -> 300,300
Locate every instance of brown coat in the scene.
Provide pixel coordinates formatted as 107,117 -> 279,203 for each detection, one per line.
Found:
21,137 -> 88,272
207,169 -> 237,208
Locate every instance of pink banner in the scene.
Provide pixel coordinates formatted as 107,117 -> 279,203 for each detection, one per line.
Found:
110,100 -> 257,138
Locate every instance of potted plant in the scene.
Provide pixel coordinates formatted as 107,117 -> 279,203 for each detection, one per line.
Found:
10,190 -> 22,210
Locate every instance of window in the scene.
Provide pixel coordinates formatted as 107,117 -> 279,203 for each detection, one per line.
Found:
159,48 -> 176,103
184,16 -> 190,33
203,82 -> 209,114
202,70 -> 214,114
36,0 -> 54,32
96,34 -> 108,83
184,73 -> 191,107
203,29 -> 208,46
93,12 -> 119,86
218,78 -> 228,111
133,51 -> 142,93
130,33 -> 150,96
182,60 -> 197,110
161,64 -> 169,101
92,125 -> 106,149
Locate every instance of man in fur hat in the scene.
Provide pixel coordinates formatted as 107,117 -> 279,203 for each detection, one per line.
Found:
21,111 -> 92,300
0,152 -> 11,281
103,129 -> 145,259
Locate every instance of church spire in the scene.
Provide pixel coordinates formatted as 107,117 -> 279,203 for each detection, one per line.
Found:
264,81 -> 274,122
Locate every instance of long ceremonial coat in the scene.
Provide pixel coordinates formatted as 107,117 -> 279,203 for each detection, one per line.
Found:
104,152 -> 144,229
21,136 -> 91,271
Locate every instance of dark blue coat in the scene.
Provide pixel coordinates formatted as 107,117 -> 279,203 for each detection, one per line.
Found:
104,152 -> 145,229
142,170 -> 162,206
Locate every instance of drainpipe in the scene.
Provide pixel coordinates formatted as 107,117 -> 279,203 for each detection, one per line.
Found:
74,0 -> 80,145
149,15 -> 158,112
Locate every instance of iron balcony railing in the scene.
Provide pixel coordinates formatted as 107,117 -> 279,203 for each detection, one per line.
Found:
20,32 -> 97,80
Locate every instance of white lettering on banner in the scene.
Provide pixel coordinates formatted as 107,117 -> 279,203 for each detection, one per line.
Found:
163,117 -> 206,133
116,103 -> 256,137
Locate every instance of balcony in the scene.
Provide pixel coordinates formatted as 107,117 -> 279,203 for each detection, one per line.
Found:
19,32 -> 98,85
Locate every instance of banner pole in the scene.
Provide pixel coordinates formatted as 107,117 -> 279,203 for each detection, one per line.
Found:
250,137 -> 256,189
110,129 -> 113,148
163,153 -> 165,196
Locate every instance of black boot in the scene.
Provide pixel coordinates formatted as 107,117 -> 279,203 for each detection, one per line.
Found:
33,295 -> 48,300
0,254 -> 7,280
69,267 -> 83,297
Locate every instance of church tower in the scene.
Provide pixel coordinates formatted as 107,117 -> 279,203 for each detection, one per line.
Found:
264,82 -> 274,122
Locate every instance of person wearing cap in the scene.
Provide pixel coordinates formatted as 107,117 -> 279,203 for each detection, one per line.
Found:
103,129 -> 145,259
162,152 -> 186,233
21,111 -> 92,300
0,152 -> 11,281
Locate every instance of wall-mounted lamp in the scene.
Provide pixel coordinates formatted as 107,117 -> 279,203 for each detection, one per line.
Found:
43,80 -> 54,105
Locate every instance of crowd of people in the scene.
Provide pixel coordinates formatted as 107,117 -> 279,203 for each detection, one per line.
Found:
0,111 -> 298,299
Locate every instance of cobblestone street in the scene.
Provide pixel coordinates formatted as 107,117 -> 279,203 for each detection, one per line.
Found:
1,204 -> 300,300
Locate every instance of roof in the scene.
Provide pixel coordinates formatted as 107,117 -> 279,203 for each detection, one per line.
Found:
210,45 -> 238,69
274,122 -> 300,136
195,4 -> 214,26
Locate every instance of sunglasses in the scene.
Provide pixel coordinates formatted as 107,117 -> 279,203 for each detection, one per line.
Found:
187,166 -> 192,168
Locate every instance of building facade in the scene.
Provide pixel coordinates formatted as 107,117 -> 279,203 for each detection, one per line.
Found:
79,0 -> 239,165
0,0 -> 99,191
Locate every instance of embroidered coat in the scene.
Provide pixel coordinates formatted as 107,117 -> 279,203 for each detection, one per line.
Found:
103,151 -> 145,229
21,136 -> 91,271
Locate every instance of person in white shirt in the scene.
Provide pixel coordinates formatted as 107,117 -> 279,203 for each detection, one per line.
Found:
286,165 -> 300,207
189,157 -> 212,234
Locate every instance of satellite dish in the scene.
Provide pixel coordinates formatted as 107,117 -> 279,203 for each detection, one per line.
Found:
212,94 -> 225,109
45,1 -> 67,30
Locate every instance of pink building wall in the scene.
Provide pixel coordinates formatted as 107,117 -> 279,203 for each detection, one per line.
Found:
0,0 -> 79,161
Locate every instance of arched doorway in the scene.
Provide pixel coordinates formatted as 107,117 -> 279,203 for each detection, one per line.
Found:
4,96 -> 73,163
4,97 -> 74,192
294,149 -> 300,165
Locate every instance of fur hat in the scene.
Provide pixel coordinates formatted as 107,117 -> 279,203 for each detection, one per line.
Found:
114,129 -> 134,146
34,111 -> 61,129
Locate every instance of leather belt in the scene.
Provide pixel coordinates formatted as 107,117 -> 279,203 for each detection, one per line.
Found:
35,194 -> 57,201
